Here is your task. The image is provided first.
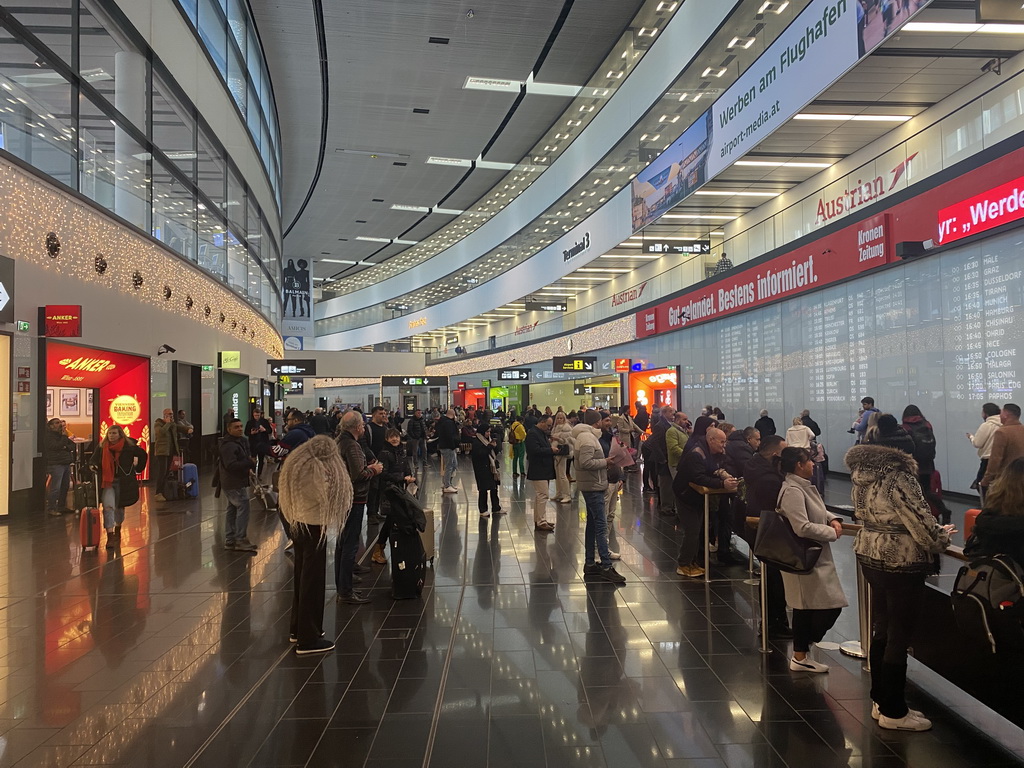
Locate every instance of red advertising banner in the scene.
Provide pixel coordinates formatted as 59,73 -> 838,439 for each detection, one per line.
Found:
44,305 -> 82,337
637,142 -> 1024,339
637,213 -> 892,337
936,174 -> 1024,246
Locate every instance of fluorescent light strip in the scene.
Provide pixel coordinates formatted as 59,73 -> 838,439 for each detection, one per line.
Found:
576,267 -> 631,273
903,22 -> 1024,34
793,113 -> 911,122
562,276 -> 607,281
391,204 -> 430,212
600,253 -> 660,259
735,160 -> 832,168
318,258 -> 358,264
694,190 -> 779,197
355,236 -> 391,243
660,214 -> 736,220
426,156 -> 472,167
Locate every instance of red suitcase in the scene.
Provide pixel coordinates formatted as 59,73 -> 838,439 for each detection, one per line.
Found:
963,508 -> 981,542
80,475 -> 102,552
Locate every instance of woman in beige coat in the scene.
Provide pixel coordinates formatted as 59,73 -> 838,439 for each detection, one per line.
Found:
551,411 -> 575,503
776,447 -> 848,673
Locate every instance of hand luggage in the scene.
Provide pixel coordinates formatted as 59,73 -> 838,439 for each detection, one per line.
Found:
162,474 -> 181,501
182,463 -> 199,498
389,529 -> 425,599
249,474 -> 278,511
420,508 -> 435,565
73,481 -> 95,512
964,508 -> 982,541
80,478 -> 102,552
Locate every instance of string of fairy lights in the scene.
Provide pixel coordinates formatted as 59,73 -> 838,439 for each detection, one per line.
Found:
0,158 -> 283,358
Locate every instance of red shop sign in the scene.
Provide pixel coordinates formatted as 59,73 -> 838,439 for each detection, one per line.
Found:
937,174 -> 1024,246
44,305 -> 82,337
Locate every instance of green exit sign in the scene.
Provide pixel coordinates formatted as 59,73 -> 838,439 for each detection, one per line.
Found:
201,365 -> 214,372
16,321 -> 29,332
481,379 -> 491,387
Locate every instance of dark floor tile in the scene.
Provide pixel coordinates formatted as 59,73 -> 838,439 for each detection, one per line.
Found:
429,724 -> 488,768
489,716 -> 545,767
693,701 -> 768,745
304,726 -> 377,768
246,717 -> 329,767
368,714 -> 431,760
387,677 -> 440,714
599,723 -> 668,768
647,711 -> 722,760
328,689 -> 390,728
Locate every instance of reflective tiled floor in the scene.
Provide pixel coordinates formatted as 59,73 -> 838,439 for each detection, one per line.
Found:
4,455 -> 1021,767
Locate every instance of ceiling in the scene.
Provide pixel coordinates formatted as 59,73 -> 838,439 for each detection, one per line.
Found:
251,0 -> 645,280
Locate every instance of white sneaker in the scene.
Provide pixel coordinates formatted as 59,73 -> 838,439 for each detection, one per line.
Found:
878,712 -> 932,731
609,551 -> 621,560
709,542 -> 719,553
442,486 -> 459,493
871,702 -> 924,721
480,511 -> 490,518
789,657 -> 829,673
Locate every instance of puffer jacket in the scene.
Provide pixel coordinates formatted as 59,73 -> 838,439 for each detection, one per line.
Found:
571,423 -> 607,492
337,430 -> 376,502
279,435 -> 353,538
551,421 -> 574,453
846,444 -> 950,574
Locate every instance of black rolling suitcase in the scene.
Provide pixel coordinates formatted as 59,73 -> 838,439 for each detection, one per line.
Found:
389,530 -> 425,599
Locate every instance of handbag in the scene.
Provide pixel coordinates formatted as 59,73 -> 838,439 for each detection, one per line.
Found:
169,454 -> 183,472
753,502 -> 823,574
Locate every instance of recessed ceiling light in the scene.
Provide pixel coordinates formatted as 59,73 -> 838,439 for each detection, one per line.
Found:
728,36 -> 756,49
735,159 -> 832,168
391,204 -> 430,212
702,66 -> 727,78
426,156 -> 472,167
757,1 -> 789,13
903,22 -> 1024,34
319,258 -> 357,264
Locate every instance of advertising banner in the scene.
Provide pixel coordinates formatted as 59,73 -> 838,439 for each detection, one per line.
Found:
630,0 -> 931,233
281,258 -> 313,350
637,212 -> 893,338
43,305 -> 82,337
937,174 -> 1024,246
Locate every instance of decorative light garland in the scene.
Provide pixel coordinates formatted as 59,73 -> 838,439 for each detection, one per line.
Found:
0,157 -> 283,357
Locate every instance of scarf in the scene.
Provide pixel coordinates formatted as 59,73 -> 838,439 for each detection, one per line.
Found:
102,438 -> 124,488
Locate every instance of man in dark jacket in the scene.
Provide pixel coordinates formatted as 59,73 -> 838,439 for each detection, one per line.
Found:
742,434 -> 790,636
406,409 -> 427,469
755,410 -> 776,437
724,427 -> 759,478
800,409 -> 821,437
526,414 -> 567,532
436,409 -> 460,492
219,419 -> 257,552
44,418 -> 76,515
673,427 -> 737,577
336,411 -> 383,604
366,406 -> 389,518
649,405 -> 676,515
272,410 -> 316,461
633,402 -> 650,433
309,408 -> 331,435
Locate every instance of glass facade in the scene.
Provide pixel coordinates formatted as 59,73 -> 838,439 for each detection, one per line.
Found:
177,0 -> 282,210
0,0 -> 281,329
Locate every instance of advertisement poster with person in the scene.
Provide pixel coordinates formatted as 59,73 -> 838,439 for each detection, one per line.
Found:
281,258 -> 313,350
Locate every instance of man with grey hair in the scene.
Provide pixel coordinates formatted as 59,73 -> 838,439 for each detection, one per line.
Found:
672,426 -> 738,578
335,410 -> 383,604
309,407 -> 331,435
436,408 -> 461,492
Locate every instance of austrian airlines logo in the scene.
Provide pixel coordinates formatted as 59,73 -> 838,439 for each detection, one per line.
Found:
815,153 -> 919,224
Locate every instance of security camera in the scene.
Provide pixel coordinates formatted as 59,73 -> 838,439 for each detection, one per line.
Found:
157,344 -> 176,356
982,58 -> 1002,76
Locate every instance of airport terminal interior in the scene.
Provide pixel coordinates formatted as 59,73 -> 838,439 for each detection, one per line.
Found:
2,0 -> 1024,765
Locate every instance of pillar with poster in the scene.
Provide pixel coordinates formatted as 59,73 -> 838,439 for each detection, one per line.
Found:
628,367 -> 679,418
280,257 -> 313,351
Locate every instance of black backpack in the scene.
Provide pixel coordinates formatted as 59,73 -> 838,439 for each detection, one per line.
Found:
951,554 -> 1024,654
909,422 -> 937,463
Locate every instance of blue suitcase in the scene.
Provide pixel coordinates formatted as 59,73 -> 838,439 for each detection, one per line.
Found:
182,463 -> 199,498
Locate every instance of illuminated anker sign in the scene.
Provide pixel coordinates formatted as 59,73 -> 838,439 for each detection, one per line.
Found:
562,232 -> 591,262
58,356 -> 116,373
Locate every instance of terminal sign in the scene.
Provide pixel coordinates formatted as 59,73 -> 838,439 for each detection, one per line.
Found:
552,356 -> 595,373
497,368 -> 530,381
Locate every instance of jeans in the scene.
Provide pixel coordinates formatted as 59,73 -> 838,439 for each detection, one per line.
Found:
440,449 -> 457,488
224,487 -> 251,544
512,444 -> 526,475
411,437 -> 427,466
335,502 -> 365,595
531,479 -> 551,525
862,565 -> 926,718
582,490 -> 611,568
100,486 -> 124,530
46,463 -> 70,511
291,523 -> 326,646
792,607 -> 842,654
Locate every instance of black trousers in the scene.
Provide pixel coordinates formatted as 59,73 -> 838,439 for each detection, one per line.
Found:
290,524 -> 326,646
764,563 -> 788,627
863,565 -> 926,718
791,607 -> 842,653
478,488 -> 500,513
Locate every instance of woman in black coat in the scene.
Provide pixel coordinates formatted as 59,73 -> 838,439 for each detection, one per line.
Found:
371,429 -> 414,564
471,425 -> 502,517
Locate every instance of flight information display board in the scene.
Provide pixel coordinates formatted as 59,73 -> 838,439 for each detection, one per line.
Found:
659,227 -> 1023,496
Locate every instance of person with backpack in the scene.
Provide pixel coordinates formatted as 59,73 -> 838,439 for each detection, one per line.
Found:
901,405 -> 952,524
508,415 -> 527,477
846,442 -> 955,732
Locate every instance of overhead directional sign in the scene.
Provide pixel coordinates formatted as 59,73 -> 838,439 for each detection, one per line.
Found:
381,375 -> 435,387
525,300 -> 567,312
0,254 -> 13,324
497,367 -> 531,382
268,358 -> 317,376
552,355 -> 596,373
643,240 -> 710,255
